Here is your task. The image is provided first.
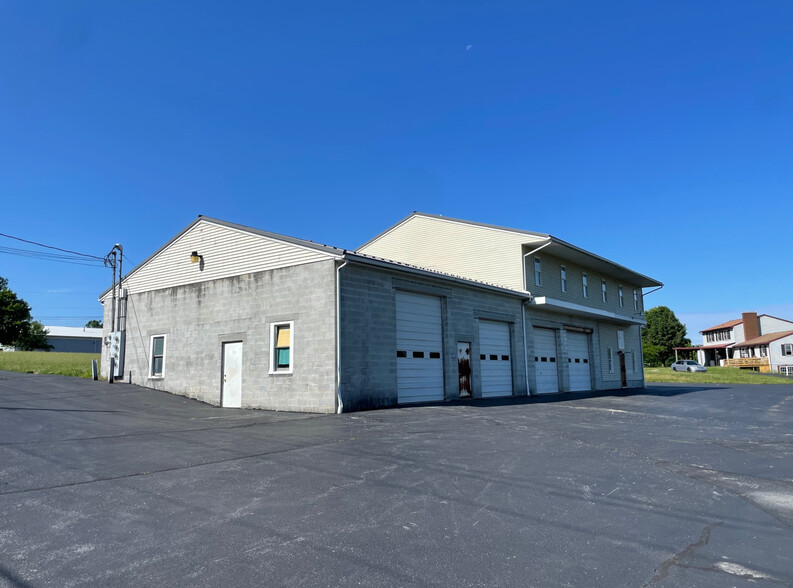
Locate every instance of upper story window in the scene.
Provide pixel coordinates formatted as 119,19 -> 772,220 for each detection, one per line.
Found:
582,273 -> 588,298
618,285 -> 624,307
560,266 -> 567,293
783,343 -> 793,356
601,279 -> 608,303
534,257 -> 542,286
150,335 -> 166,378
633,289 -> 639,311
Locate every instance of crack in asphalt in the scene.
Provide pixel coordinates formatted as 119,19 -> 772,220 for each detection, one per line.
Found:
643,522 -> 723,585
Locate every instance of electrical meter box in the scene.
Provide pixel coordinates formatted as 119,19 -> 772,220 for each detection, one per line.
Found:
106,331 -> 125,378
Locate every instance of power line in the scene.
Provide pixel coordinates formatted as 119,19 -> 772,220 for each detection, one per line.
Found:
0,245 -> 106,267
0,231 -> 105,261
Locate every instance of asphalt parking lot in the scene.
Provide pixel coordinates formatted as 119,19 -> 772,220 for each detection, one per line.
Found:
1,371 -> 792,587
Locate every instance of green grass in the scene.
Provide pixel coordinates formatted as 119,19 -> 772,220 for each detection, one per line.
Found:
0,351 -> 100,378
645,366 -> 793,385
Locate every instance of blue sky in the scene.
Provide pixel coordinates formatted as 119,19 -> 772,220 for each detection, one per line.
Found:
1,0 -> 791,339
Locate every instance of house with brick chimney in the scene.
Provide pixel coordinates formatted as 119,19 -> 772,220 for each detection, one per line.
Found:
681,312 -> 793,374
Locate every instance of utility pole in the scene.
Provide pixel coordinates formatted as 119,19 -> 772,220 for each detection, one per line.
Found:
104,244 -> 124,382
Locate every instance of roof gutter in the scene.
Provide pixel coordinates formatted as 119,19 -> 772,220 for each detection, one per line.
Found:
342,253 -> 530,299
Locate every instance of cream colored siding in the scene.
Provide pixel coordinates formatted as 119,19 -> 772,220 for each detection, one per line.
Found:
359,215 -> 544,291
107,220 -> 336,298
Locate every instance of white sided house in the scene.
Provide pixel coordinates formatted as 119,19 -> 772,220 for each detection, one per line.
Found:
682,312 -> 793,374
100,214 -> 661,413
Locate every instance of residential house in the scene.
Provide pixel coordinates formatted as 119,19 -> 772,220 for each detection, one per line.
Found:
99,214 -> 661,413
687,312 -> 793,374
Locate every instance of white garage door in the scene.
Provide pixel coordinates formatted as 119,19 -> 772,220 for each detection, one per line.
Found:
479,320 -> 513,398
566,331 -> 592,392
533,327 -> 559,394
396,291 -> 444,404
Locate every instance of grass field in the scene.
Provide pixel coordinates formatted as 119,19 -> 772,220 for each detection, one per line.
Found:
645,366 -> 793,385
0,352 -> 100,378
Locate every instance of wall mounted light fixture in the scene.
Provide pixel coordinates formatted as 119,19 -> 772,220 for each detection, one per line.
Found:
190,251 -> 202,264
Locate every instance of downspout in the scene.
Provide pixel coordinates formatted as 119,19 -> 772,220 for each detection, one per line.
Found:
522,298 -> 532,396
335,258 -> 349,414
520,241 -> 549,397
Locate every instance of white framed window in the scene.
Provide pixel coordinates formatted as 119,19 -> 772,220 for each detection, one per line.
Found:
534,257 -> 542,286
601,279 -> 608,303
582,273 -> 589,298
617,330 -> 625,350
633,289 -> 639,311
149,335 -> 166,378
760,346 -> 768,357
618,285 -> 624,307
607,347 -> 614,373
270,321 -> 294,374
783,344 -> 793,357
560,266 -> 567,293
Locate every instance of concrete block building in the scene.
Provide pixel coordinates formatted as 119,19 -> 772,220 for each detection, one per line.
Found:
100,214 -> 661,413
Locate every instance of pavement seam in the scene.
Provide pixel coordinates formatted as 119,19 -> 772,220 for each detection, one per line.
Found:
0,438 -> 340,496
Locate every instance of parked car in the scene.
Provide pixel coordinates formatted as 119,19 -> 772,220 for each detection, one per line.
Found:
671,360 -> 707,373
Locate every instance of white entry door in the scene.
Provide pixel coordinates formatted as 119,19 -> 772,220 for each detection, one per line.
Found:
396,291 -> 444,404
221,341 -> 243,408
533,327 -> 559,394
566,331 -> 592,392
479,320 -> 513,398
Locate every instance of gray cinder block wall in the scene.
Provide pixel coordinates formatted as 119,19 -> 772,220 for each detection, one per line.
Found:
102,260 -> 338,413
338,262 -> 528,411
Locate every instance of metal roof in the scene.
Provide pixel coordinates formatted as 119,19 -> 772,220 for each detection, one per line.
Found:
101,216 -> 531,301
45,326 -> 103,339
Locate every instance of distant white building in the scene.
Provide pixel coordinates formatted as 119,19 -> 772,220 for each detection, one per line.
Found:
44,326 -> 103,353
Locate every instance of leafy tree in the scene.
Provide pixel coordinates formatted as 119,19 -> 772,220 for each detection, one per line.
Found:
0,278 -> 33,345
85,319 -> 103,328
15,321 -> 52,351
642,306 -> 691,367
642,344 -> 665,368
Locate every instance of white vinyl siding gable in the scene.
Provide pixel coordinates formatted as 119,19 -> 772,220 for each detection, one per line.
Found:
759,315 -> 793,335
107,220 -> 337,297
358,215 -> 545,291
